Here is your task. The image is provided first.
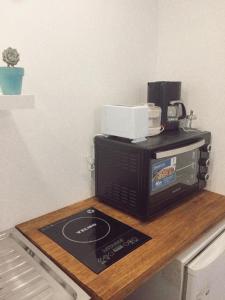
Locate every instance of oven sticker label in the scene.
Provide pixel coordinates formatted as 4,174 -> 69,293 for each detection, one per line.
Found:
152,157 -> 176,191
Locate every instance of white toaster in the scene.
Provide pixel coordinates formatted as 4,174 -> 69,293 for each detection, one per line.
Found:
101,105 -> 148,141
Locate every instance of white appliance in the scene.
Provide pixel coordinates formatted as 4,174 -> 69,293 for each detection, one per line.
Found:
0,228 -> 90,300
101,105 -> 148,141
146,103 -> 163,137
127,218 -> 225,300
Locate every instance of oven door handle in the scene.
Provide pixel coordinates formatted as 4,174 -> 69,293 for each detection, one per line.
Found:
154,139 -> 205,159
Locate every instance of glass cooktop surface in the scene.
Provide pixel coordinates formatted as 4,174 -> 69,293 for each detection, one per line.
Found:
40,207 -> 151,273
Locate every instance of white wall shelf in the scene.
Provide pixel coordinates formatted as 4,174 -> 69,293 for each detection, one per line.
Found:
0,95 -> 35,110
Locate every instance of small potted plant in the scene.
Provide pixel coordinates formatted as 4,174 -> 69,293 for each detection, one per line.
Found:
0,47 -> 24,95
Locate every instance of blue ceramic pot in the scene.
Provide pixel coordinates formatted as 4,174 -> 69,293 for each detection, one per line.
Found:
0,67 -> 24,95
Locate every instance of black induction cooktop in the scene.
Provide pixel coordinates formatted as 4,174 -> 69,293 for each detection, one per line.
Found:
40,207 -> 151,273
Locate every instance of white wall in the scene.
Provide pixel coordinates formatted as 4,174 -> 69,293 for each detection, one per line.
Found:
1,1 -> 224,231
0,0 -> 158,230
156,0 -> 225,194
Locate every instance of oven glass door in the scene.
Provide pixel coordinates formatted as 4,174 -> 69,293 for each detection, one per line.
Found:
150,140 -> 204,196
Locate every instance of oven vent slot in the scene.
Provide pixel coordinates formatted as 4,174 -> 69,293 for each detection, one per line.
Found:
102,150 -> 138,173
103,184 -> 137,209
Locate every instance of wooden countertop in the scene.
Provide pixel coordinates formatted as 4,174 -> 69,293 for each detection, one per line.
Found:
16,191 -> 225,300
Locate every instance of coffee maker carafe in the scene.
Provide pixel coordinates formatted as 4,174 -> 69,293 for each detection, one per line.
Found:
147,81 -> 186,130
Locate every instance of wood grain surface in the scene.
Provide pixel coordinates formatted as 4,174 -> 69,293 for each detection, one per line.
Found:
16,191 -> 225,300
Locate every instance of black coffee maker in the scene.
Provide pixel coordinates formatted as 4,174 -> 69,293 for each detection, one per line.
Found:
148,81 -> 186,131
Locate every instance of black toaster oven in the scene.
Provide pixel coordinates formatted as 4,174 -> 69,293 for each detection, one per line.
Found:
94,130 -> 211,220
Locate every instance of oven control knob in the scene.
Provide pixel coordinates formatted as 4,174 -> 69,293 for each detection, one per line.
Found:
198,172 -> 209,181
201,143 -> 212,153
199,158 -> 210,167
